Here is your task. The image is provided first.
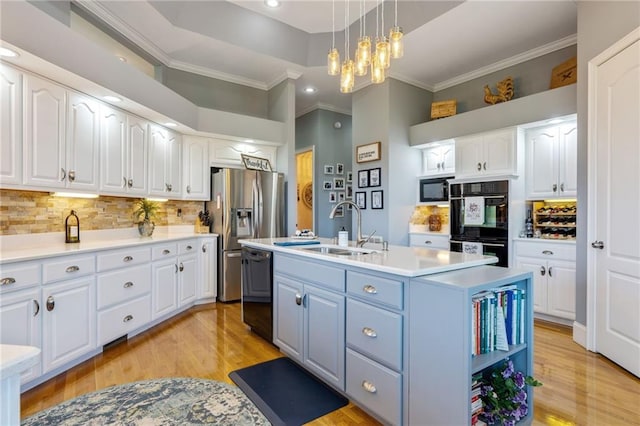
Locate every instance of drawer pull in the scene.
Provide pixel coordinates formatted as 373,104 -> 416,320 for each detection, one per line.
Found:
123,315 -> 133,323
362,327 -> 377,338
542,250 -> 554,256
362,380 -> 377,394
363,285 -> 378,294
123,256 -> 134,262
163,249 -> 171,255
424,240 -> 432,244
65,265 -> 80,273
0,277 -> 16,286
548,267 -> 553,278
33,300 -> 40,316
186,245 -> 193,250
123,281 -> 134,288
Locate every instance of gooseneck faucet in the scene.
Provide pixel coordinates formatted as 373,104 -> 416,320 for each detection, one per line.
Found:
329,200 -> 375,248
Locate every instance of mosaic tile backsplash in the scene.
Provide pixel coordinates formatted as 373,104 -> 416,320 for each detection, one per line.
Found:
0,189 -> 205,235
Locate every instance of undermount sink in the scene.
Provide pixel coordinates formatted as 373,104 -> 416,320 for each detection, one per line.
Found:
298,245 -> 377,256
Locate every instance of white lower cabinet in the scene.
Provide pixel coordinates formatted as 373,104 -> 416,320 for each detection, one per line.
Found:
152,257 -> 179,320
177,241 -> 198,307
151,240 -> 198,319
514,240 -> 576,322
198,237 -> 217,301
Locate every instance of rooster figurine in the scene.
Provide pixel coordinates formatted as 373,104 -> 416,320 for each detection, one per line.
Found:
483,76 -> 514,105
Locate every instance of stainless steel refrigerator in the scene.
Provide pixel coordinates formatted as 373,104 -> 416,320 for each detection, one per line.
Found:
206,167 -> 285,302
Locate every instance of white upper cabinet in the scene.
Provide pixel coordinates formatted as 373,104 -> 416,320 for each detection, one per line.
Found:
525,119 -> 577,199
149,124 -> 182,198
182,136 -> 210,200
65,92 -> 100,191
454,128 -> 517,179
420,139 -> 455,176
127,115 -> 149,195
0,64 -> 23,186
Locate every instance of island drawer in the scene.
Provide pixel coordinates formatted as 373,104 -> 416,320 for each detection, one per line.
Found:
178,240 -> 198,255
346,271 -> 403,310
97,295 -> 151,346
346,348 -> 401,426
347,299 -> 402,371
42,255 -> 95,284
409,233 -> 450,250
0,261 -> 40,293
274,254 -> 345,292
97,247 -> 151,272
96,264 -> 152,309
152,243 -> 178,260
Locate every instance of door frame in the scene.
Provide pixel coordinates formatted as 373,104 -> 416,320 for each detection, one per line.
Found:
295,146 -> 316,233
586,26 -> 640,352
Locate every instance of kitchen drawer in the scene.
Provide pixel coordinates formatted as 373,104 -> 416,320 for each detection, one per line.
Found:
347,299 -> 402,371
97,295 -> 151,346
346,271 -> 403,310
514,240 -> 576,261
409,233 -> 450,250
42,255 -> 95,284
97,247 -> 151,272
178,240 -> 197,255
97,264 -> 152,309
274,254 -> 345,293
152,243 -> 178,260
0,261 -> 40,293
346,348 -> 402,426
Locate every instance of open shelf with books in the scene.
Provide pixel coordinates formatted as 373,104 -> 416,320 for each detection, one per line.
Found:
408,266 -> 533,425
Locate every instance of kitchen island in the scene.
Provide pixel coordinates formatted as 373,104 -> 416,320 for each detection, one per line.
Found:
240,238 -> 534,425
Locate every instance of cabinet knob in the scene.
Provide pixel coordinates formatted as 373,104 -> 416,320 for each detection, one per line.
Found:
123,177 -> 127,188
361,380 -> 377,394
60,168 -> 66,181
560,183 -> 565,192
163,249 -> 171,255
477,162 -> 482,171
33,300 -> 40,316
295,293 -> 302,306
128,179 -> 133,188
540,266 -> 546,276
483,162 -> 487,170
363,284 -> 378,294
202,245 -> 207,253
123,281 -> 134,288
548,267 -> 553,277
362,327 -> 378,338
68,170 -> 76,182
0,277 -> 16,286
46,296 -> 55,311
123,315 -> 133,323
437,163 -> 441,170
552,183 -> 558,192
186,185 -> 191,194
65,265 -> 80,273
166,183 -> 172,192
179,262 -> 184,272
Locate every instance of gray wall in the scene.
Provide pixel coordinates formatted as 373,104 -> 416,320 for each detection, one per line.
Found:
296,109 -> 353,238
574,2 -> 640,326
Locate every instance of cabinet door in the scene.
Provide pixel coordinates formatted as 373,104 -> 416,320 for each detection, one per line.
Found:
526,126 -> 558,199
167,131 -> 182,198
148,124 -> 168,196
0,288 -> 41,383
304,284 -> 345,390
0,64 -> 22,186
199,238 -> 217,300
178,255 -> 198,306
274,275 -> 304,362
440,143 -> 455,174
515,256 -> 548,313
422,146 -> 444,176
558,123 -> 578,197
183,137 -> 209,200
99,105 -> 128,194
151,259 -> 178,319
24,74 -> 66,188
454,134 -> 483,178
42,276 -> 96,374
127,115 -> 149,195
483,128 -> 515,175
66,92 -> 100,190
547,260 -> 576,320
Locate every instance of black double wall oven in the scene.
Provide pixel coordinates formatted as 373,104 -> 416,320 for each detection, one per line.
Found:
449,180 -> 509,267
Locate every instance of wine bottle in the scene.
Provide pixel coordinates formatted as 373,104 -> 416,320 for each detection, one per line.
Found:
525,210 -> 534,238
65,210 -> 80,243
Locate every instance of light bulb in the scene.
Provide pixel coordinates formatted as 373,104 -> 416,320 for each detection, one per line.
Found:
376,36 -> 391,70
356,36 -> 371,66
340,60 -> 355,93
328,48 -> 340,76
390,27 -> 403,58
371,56 -> 385,84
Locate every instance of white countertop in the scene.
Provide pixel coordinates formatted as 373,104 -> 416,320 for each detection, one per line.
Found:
0,344 -> 40,378
0,226 -> 218,264
240,238 -> 498,277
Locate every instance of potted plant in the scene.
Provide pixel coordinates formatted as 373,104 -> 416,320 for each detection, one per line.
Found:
133,199 -> 160,237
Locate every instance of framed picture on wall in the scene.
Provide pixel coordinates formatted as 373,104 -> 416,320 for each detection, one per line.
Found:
338,192 -> 346,202
369,168 -> 381,187
334,177 -> 345,190
346,184 -> 353,198
358,170 -> 369,188
371,190 -> 383,209
355,191 -> 366,209
336,163 -> 344,175
346,171 -> 353,183
324,165 -> 334,175
329,191 -> 337,203
323,181 -> 333,190
334,206 -> 344,217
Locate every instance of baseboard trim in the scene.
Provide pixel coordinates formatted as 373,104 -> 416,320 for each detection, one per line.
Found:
572,321 -> 587,349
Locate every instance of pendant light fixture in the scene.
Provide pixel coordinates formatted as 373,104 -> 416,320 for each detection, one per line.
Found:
339,0 -> 355,93
371,0 -> 385,83
389,0 -> 403,58
355,0 -> 370,76
375,0 -> 391,69
327,0 -> 340,76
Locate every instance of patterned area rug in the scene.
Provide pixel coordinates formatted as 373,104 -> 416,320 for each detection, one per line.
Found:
21,377 -> 270,425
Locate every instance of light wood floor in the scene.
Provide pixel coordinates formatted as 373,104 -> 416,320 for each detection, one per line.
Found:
21,303 -> 640,425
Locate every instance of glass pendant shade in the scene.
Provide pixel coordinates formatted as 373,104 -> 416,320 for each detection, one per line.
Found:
376,37 -> 391,69
355,57 -> 368,77
356,36 -> 372,66
390,26 -> 404,58
371,56 -> 385,84
340,59 -> 355,93
328,48 -> 340,76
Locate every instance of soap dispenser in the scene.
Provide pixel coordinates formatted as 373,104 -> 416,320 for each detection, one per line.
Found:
65,210 -> 80,243
338,227 -> 348,247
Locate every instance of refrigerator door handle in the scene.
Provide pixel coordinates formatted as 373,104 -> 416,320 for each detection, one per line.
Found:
256,175 -> 263,237
252,178 -> 260,238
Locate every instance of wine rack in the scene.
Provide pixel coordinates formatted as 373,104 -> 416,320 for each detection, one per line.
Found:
532,201 -> 577,240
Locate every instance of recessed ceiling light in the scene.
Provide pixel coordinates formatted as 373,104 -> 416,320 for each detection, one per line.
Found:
103,95 -> 122,102
244,139 -> 255,143
117,56 -> 127,63
265,0 -> 280,8
164,122 -> 177,127
303,87 -> 317,94
0,47 -> 19,58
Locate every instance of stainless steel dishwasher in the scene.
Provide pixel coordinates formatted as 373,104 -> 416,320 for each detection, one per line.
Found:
241,246 -> 274,343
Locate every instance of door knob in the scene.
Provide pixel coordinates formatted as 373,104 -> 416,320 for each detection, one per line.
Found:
591,240 -> 604,249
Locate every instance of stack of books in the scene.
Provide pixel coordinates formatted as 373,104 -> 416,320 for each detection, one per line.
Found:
470,372 -> 485,425
471,285 -> 526,356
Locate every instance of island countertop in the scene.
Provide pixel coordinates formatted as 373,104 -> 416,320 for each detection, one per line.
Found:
239,237 -> 498,277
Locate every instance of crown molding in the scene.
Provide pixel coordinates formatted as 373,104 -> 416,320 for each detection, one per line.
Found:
267,69 -> 303,90
296,102 -> 351,118
169,60 -> 269,90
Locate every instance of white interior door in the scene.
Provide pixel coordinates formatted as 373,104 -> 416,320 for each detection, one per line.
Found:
589,32 -> 640,378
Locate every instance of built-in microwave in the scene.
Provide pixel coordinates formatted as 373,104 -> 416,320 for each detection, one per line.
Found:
418,176 -> 453,203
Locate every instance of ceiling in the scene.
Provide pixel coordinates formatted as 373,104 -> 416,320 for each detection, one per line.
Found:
77,0 -> 577,117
